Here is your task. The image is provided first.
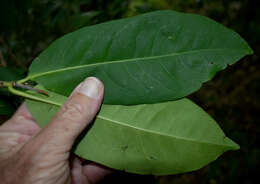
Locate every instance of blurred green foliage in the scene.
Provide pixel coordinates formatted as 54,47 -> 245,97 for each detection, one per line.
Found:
0,0 -> 259,183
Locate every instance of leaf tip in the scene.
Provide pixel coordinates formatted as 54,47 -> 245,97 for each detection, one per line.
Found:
225,137 -> 240,151
231,142 -> 240,150
248,47 -> 254,55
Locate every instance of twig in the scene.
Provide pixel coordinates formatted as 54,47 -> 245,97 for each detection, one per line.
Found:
12,82 -> 49,96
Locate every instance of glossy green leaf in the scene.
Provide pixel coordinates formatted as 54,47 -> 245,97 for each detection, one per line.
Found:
25,87 -> 239,175
20,10 -> 252,105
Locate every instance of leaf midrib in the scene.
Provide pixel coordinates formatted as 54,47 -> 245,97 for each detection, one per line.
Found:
24,86 -> 236,149
23,48 -> 248,82
97,113 -> 234,148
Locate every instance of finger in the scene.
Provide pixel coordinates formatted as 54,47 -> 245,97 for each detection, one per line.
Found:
70,156 -> 87,184
7,102 -> 34,123
1,103 -> 40,136
35,77 -> 104,150
83,163 -> 114,184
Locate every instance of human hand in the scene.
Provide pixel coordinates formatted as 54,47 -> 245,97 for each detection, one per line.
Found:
0,77 -> 112,184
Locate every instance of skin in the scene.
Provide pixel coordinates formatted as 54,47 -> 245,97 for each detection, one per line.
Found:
0,77 -> 112,184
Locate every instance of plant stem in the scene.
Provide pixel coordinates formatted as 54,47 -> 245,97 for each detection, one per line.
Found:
0,81 -> 12,88
17,77 -> 30,84
12,82 -> 49,96
0,80 -> 61,106
8,86 -> 62,106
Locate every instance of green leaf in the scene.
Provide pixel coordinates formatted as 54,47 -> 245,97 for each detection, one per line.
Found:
25,87 -> 239,175
20,10 -> 252,105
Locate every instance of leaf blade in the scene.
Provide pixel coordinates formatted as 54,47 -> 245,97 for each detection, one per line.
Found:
24,10 -> 252,105
26,88 -> 239,175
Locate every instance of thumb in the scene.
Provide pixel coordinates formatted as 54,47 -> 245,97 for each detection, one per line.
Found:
34,77 -> 104,150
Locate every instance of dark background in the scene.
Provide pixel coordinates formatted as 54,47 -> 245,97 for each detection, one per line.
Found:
0,0 -> 259,183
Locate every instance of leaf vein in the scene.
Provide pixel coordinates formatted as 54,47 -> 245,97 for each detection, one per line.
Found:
21,48 -> 248,82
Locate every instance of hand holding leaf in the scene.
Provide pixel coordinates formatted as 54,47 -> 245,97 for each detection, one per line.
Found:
1,10 -> 252,175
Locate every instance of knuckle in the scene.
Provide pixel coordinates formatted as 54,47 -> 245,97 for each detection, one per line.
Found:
60,101 -> 85,120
